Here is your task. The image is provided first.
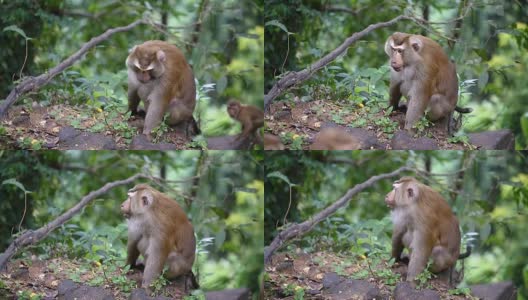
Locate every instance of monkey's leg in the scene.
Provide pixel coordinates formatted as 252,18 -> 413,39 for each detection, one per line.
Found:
430,245 -> 456,273
427,94 -> 455,133
142,252 -> 166,288
167,100 -> 194,125
166,252 -> 192,279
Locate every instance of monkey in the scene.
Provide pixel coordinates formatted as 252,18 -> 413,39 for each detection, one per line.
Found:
121,184 -> 196,289
126,40 -> 199,139
310,127 -> 362,150
384,32 -> 471,135
227,100 -> 264,143
384,177 -> 462,282
264,133 -> 285,150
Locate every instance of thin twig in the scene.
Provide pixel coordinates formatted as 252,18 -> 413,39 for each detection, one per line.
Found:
0,19 -> 145,118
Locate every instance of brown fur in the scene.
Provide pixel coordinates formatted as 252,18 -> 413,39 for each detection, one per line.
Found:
121,184 -> 196,288
385,177 -> 461,281
227,100 -> 264,142
384,32 -> 459,133
310,127 -> 362,150
126,40 -> 197,137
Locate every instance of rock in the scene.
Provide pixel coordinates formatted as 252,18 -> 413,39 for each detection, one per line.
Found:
130,135 -> 177,150
316,123 -> 383,149
321,272 -> 383,300
205,288 -> 251,300
57,279 -> 114,300
390,130 -> 439,150
58,127 -> 117,150
207,135 -> 255,150
471,281 -> 517,300
393,282 -> 440,300
468,130 -> 514,150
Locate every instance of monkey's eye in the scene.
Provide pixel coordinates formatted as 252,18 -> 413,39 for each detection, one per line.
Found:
397,49 -> 403,54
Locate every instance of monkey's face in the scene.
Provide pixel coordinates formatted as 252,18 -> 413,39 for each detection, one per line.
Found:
385,34 -> 423,73
385,189 -> 396,208
127,45 -> 166,83
227,102 -> 240,118
121,190 -> 154,218
390,180 -> 420,207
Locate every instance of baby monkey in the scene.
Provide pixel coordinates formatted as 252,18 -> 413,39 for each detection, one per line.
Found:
227,100 -> 264,144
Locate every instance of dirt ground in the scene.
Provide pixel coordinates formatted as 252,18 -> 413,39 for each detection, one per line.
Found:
265,251 -> 469,300
265,99 -> 468,150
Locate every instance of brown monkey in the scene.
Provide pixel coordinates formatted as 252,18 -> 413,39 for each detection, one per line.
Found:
121,184 -> 196,288
126,40 -> 198,138
227,100 -> 264,142
264,133 -> 285,150
384,177 -> 461,282
310,127 -> 362,150
385,32 -> 471,134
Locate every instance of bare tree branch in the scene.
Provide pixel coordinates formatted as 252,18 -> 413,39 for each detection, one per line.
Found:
264,15 -> 415,110
0,19 -> 145,118
0,172 -> 149,270
264,166 -> 413,264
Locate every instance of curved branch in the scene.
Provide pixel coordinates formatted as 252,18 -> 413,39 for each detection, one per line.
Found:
0,19 -> 145,118
0,173 -> 149,270
264,15 -> 415,110
264,166 -> 413,264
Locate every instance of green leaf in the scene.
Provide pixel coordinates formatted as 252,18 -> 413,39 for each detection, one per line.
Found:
267,171 -> 296,187
265,20 -> 292,34
2,178 -> 31,194
3,25 -> 32,40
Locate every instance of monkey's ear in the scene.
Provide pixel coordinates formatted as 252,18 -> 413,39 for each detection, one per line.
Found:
384,38 -> 393,56
156,50 -> 166,62
141,192 -> 154,206
406,184 -> 419,199
409,36 -> 423,52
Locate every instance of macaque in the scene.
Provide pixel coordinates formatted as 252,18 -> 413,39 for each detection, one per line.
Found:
264,133 -> 285,150
385,32 -> 471,134
126,40 -> 198,138
384,177 -> 461,282
227,100 -> 264,143
121,184 -> 196,288
310,127 -> 362,150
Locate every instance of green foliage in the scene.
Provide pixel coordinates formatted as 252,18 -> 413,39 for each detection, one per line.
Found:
448,134 -> 475,149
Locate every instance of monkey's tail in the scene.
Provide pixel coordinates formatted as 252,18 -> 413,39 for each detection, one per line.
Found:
189,271 -> 200,289
455,106 -> 472,114
458,245 -> 472,259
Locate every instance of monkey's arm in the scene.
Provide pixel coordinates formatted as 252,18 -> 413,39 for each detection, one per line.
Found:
143,99 -> 166,136
389,80 -> 402,111
142,246 -> 167,288
404,87 -> 429,130
391,227 -> 405,261
128,88 -> 141,115
126,239 -> 140,267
